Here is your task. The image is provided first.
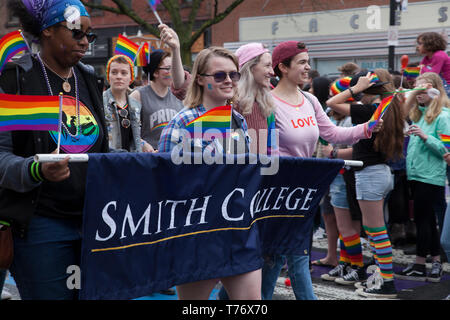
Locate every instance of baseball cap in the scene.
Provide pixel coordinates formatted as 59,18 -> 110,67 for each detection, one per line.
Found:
272,41 -> 308,69
235,43 -> 269,69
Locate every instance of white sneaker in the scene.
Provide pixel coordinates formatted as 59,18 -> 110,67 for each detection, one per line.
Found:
313,227 -> 326,240
1,288 -> 12,300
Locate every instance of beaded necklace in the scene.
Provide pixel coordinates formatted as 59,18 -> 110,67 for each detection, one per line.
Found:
36,53 -> 80,140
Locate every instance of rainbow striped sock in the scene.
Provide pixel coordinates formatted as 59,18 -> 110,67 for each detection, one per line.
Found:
342,233 -> 364,267
365,226 -> 393,281
339,234 -> 351,264
363,225 -> 378,260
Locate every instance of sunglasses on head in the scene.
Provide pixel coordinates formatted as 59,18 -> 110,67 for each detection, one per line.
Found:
200,71 -> 241,83
59,24 -> 97,43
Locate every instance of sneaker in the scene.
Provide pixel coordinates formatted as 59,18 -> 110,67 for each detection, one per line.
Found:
427,261 -> 443,283
356,279 -> 397,299
395,263 -> 426,281
335,266 -> 367,285
354,280 -> 367,289
321,263 -> 350,281
1,288 -> 12,300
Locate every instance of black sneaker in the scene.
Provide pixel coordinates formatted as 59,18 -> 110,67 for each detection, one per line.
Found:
321,263 -> 350,281
356,279 -> 397,299
335,266 -> 367,285
354,280 -> 367,289
427,261 -> 443,283
395,263 -> 426,281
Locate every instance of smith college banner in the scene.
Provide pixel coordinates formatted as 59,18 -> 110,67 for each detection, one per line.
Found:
79,153 -> 344,300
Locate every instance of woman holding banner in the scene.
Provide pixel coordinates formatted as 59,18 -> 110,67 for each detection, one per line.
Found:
326,68 -> 406,298
0,0 -> 108,299
158,47 -> 260,300
259,41 -> 379,300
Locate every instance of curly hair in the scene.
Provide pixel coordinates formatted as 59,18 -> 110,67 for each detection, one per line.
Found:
417,32 -> 448,53
7,0 -> 42,38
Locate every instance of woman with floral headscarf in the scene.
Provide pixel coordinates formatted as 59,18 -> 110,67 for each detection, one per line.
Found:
0,0 -> 108,299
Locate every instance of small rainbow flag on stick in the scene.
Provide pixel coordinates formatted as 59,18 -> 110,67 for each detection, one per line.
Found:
368,95 -> 394,131
0,93 -> 60,132
114,34 -> 140,62
148,0 -> 163,24
439,134 -> 450,150
403,67 -> 421,79
185,105 -> 232,139
0,30 -> 29,74
135,42 -> 150,67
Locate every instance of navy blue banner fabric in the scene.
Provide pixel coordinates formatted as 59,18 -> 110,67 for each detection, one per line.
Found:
79,153 -> 344,300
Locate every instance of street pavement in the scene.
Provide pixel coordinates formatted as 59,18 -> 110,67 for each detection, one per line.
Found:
3,235 -> 448,300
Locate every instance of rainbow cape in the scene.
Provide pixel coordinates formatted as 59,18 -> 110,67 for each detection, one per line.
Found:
185,105 -> 232,139
403,67 -> 421,79
136,42 -> 150,67
114,34 -> 140,62
0,30 -> 28,74
439,134 -> 450,150
0,93 -> 60,132
148,0 -> 162,10
368,95 -> 394,131
330,77 -> 354,101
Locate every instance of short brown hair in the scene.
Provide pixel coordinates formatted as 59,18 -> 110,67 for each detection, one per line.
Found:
338,62 -> 360,77
417,32 -> 448,53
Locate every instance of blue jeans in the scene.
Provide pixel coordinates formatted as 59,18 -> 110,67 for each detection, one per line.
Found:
262,254 -> 316,300
10,215 -> 82,300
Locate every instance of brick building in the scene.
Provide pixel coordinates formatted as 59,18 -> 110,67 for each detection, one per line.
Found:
1,0 -> 450,76
212,0 -> 450,75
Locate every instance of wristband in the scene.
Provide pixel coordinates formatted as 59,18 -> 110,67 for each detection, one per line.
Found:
329,147 -> 338,159
348,87 -> 356,99
29,161 -> 45,182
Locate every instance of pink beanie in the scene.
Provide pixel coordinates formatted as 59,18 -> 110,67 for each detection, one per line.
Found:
235,43 -> 269,69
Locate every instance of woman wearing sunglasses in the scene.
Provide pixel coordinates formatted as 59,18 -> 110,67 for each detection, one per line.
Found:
158,47 -> 259,299
0,0 -> 109,300
103,54 -> 148,152
130,24 -> 190,153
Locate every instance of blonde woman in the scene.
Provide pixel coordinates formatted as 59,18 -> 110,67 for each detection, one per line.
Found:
234,43 -> 276,155
158,47 -> 259,299
395,72 -> 450,283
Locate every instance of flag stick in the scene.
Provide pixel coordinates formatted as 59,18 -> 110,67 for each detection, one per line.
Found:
134,43 -> 143,64
151,7 -> 163,25
57,93 -> 63,154
19,29 -> 31,52
399,70 -> 404,88
227,103 -> 233,154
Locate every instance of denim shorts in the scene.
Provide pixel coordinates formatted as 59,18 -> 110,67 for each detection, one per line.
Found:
355,164 -> 394,201
329,173 -> 349,209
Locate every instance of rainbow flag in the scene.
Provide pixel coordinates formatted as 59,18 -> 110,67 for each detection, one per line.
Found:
403,67 -> 421,79
114,34 -> 140,62
0,30 -> 29,74
185,105 -> 232,139
0,93 -> 60,132
368,95 -> 394,131
267,112 -> 277,155
135,42 -> 150,67
370,72 -> 380,83
148,0 -> 162,10
439,134 -> 450,150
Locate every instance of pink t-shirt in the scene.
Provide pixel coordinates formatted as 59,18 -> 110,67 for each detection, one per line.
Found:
272,92 -> 369,158
421,50 -> 450,83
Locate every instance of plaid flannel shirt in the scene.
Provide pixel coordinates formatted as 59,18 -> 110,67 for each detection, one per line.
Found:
158,104 -> 250,153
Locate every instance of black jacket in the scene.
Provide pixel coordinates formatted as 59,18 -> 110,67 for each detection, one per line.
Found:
0,54 -> 109,237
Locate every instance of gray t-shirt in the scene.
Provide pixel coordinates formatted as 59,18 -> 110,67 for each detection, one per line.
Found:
137,84 -> 184,148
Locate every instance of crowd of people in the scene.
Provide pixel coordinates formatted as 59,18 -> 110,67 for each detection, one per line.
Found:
0,0 -> 449,301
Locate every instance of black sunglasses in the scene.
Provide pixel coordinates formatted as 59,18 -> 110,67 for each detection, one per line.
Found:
200,71 -> 241,83
59,25 -> 97,43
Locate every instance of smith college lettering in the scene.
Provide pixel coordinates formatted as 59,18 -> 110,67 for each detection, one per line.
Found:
94,186 -> 318,242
